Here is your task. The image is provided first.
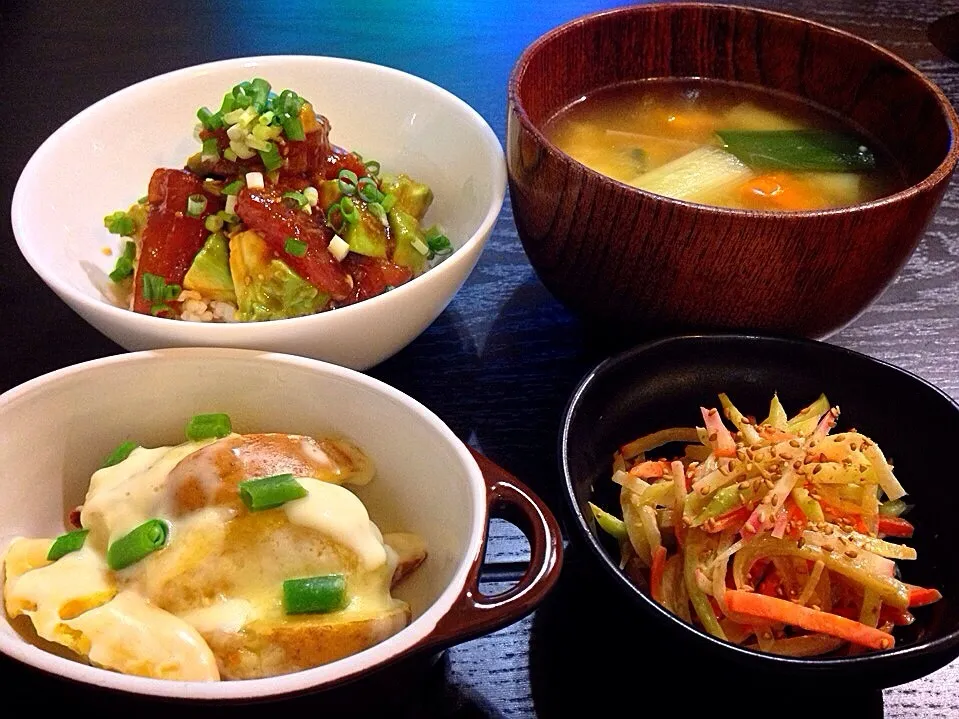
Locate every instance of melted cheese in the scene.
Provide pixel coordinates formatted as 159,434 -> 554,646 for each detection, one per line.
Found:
4,547 -> 116,635
178,599 -> 254,634
81,440 -> 214,545
283,477 -> 387,570
67,591 -> 219,681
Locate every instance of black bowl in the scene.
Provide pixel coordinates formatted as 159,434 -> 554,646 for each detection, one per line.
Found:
560,334 -> 959,687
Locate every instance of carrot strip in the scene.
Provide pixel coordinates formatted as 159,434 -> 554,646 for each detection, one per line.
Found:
725,590 -> 895,650
906,584 -> 942,607
878,516 -> 914,538
629,460 -> 666,479
650,545 -> 668,603
709,506 -> 751,533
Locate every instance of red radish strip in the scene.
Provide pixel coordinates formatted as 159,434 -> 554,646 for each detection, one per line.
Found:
725,590 -> 895,650
811,407 -> 839,440
878,516 -> 914,538
771,505 -> 789,539
629,461 -> 666,479
650,545 -> 668,603
700,407 -> 736,458
742,468 -> 799,539
906,585 -> 942,607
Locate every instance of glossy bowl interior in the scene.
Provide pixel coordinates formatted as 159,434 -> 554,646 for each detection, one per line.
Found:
561,335 -> 959,687
0,349 -> 560,700
11,56 -> 506,370
508,4 -> 959,338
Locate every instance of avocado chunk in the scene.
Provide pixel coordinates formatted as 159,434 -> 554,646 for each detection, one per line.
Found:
317,179 -> 341,212
381,174 -> 433,221
183,233 -> 236,303
229,230 -> 328,321
344,204 -> 388,258
388,209 -> 428,275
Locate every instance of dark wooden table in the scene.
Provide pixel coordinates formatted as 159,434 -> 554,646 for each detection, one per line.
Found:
3,0 -> 959,715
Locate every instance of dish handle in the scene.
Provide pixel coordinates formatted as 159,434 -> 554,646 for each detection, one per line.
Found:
424,448 -> 564,648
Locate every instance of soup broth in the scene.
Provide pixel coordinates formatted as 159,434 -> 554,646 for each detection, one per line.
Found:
545,79 -> 903,211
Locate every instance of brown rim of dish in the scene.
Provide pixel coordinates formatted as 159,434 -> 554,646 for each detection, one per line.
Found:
507,2 -> 959,217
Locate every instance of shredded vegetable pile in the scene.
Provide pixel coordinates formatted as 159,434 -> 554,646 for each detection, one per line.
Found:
590,393 -> 942,656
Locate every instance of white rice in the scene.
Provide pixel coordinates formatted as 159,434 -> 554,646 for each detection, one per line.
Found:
177,290 -> 237,323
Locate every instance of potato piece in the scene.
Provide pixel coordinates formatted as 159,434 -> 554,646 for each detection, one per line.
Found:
168,433 -> 374,514
204,602 -> 411,679
384,532 -> 427,587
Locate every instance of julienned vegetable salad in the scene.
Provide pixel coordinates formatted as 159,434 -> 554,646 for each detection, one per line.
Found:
103,78 -> 452,322
590,393 -> 942,656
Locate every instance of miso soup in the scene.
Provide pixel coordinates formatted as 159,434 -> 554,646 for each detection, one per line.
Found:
545,79 -> 904,211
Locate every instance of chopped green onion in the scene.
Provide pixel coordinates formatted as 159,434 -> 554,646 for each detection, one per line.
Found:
47,530 -> 89,561
239,473 -> 308,511
108,241 -> 137,283
426,232 -> 453,258
283,574 -> 347,614
303,186 -> 319,207
197,106 -> 223,131
282,190 -> 308,207
106,519 -> 168,570
340,196 -> 358,224
252,123 -> 281,141
222,179 -> 244,195
217,210 -> 239,224
363,159 -> 381,177
104,211 -> 135,237
337,169 -> 358,196
137,195 -> 148,204
186,194 -> 207,217
259,142 -> 283,172
222,107 -> 246,125
258,110 -> 275,125
250,78 -> 271,110
223,147 -> 238,162
185,412 -> 233,441
284,236 -> 308,257
411,237 -> 430,256
100,439 -> 139,468
380,193 -> 396,213
219,92 -> 236,115
142,273 -> 181,302
245,134 -> 272,152
151,303 -> 174,317
326,203 -> 345,234
205,214 -> 224,232
357,176 -> 383,204
282,115 -> 305,141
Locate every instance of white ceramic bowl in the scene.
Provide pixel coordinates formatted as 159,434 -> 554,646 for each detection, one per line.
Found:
11,56 -> 506,370
0,348 -> 561,701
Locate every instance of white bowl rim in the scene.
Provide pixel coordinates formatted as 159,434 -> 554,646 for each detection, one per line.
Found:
0,347 -> 487,700
10,54 -> 506,334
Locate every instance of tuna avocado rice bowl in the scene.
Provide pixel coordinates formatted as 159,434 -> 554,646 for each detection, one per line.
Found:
102,77 -> 453,323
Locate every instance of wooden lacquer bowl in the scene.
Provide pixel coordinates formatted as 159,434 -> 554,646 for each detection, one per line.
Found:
507,3 -> 959,337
